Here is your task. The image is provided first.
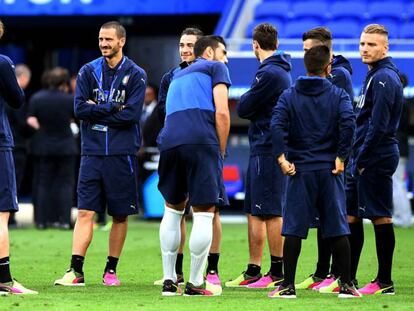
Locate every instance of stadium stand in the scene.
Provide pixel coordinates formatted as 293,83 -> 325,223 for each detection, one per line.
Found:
242,0 -> 414,40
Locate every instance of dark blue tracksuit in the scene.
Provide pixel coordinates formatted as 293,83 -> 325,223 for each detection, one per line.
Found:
349,57 -> 403,218
330,55 -> 354,101
74,56 -> 147,216
237,52 -> 292,216
326,55 -> 355,225
157,61 -> 189,122
271,76 -> 355,238
0,54 -> 25,212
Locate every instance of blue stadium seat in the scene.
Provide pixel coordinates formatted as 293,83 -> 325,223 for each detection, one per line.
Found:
368,1 -> 404,22
406,3 -> 414,21
240,43 -> 253,51
284,19 -> 322,38
245,19 -> 284,38
330,1 -> 368,23
254,1 -> 291,20
326,21 -> 360,39
399,22 -> 414,38
291,1 -> 329,22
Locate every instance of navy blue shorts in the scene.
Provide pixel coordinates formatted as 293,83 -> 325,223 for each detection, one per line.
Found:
244,154 -> 285,216
309,173 -> 346,228
0,151 -> 18,212
77,155 -> 139,217
158,144 -> 226,207
345,166 -> 359,217
354,154 -> 399,219
282,169 -> 350,239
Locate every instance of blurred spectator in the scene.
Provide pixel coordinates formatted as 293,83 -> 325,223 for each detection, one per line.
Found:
70,73 -> 77,94
27,67 -> 78,229
5,64 -> 33,227
141,84 -> 163,147
137,84 -> 163,211
393,73 -> 413,227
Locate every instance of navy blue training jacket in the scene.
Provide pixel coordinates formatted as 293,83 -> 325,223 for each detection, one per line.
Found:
0,54 -> 25,150
271,76 -> 355,171
74,56 -> 147,156
157,61 -> 189,123
237,52 -> 292,155
330,55 -> 354,101
352,57 -> 403,171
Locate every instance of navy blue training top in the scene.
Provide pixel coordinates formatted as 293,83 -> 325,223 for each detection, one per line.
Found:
157,58 -> 231,151
271,76 -> 355,171
352,57 -> 403,171
236,52 -> 292,155
330,55 -> 354,101
74,56 -> 147,156
0,54 -> 25,150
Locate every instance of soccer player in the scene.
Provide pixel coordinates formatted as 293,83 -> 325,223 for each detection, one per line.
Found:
157,35 -> 230,296
154,28 -> 225,294
54,21 -> 147,286
269,45 -> 359,299
0,19 -> 37,295
296,27 -> 355,293
347,24 -> 402,295
226,23 -> 291,288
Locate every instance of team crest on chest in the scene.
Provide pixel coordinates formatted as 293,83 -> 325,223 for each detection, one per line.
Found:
122,75 -> 130,85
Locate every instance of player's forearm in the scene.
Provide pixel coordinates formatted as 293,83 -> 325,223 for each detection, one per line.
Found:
74,100 -> 115,120
215,110 -> 230,156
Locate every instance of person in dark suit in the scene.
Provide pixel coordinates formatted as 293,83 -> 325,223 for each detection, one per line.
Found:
27,67 -> 78,229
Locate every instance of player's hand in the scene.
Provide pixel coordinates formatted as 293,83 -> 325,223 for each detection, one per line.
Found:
87,100 -> 96,105
332,157 -> 345,175
279,160 -> 296,176
27,116 -> 40,130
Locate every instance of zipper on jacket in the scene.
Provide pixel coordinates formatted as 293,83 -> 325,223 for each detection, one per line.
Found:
105,130 -> 108,155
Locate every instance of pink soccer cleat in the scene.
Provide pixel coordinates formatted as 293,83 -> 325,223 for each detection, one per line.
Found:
247,272 -> 283,288
103,270 -> 121,286
359,279 -> 395,295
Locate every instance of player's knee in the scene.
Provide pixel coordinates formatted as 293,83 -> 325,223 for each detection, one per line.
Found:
347,215 -> 360,224
112,216 -> 128,224
371,217 -> 392,225
77,210 -> 95,221
192,205 -> 215,213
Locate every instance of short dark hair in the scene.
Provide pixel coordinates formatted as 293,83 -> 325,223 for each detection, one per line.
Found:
304,45 -> 331,75
47,67 -> 70,90
253,23 -> 278,51
147,83 -> 159,98
101,21 -> 126,39
194,35 -> 226,58
181,27 -> 204,39
302,27 -> 332,50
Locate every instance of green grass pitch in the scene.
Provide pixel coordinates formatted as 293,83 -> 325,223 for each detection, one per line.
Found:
1,221 -> 413,310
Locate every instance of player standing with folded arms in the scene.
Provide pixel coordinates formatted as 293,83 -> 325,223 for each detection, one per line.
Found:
54,21 -> 146,287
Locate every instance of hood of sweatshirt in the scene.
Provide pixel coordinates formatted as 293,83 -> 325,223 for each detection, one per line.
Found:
294,76 -> 332,96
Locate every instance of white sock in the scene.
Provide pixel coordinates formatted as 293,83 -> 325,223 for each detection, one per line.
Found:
189,212 -> 214,286
159,206 -> 184,282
